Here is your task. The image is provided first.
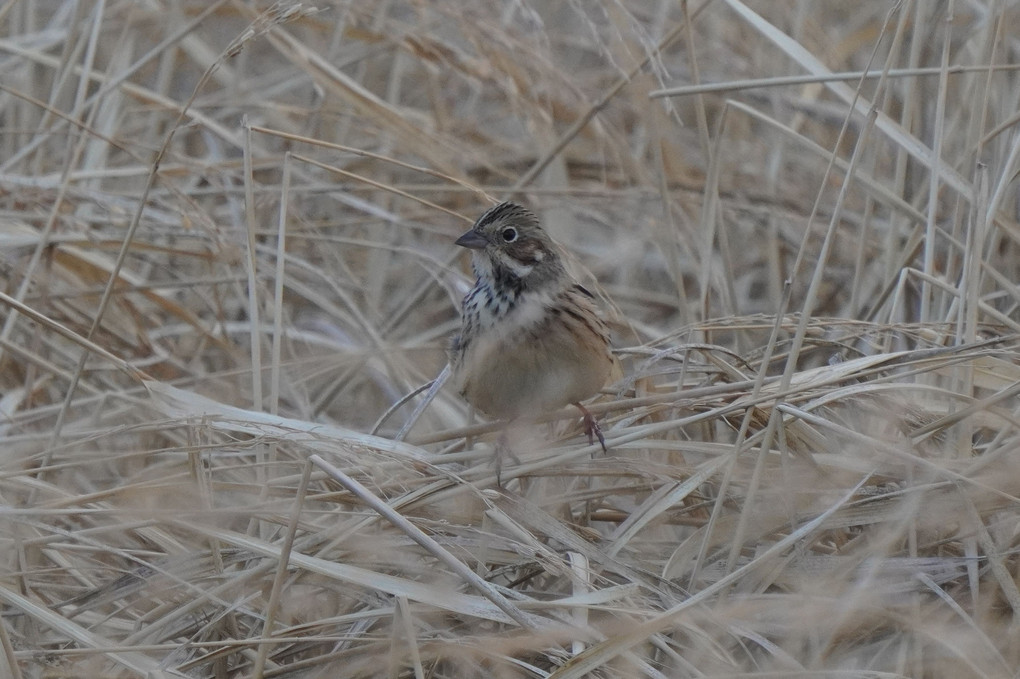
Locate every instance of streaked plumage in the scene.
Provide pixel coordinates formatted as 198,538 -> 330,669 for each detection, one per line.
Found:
450,202 -> 613,448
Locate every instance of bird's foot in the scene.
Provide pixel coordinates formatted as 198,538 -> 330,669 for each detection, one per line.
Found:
573,403 -> 607,453
494,429 -> 523,486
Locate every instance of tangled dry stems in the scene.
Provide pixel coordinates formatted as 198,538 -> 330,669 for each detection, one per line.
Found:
1,2 -> 1019,677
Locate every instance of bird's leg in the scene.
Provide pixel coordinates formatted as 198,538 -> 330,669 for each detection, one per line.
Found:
573,403 -> 607,453
494,430 -> 508,486
494,425 -> 523,486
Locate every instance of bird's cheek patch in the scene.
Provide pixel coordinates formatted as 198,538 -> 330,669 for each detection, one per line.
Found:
509,241 -> 545,266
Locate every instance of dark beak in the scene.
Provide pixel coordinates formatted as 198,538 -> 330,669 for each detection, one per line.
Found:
454,229 -> 488,250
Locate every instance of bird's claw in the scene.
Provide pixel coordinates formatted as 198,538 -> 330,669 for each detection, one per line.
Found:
574,403 -> 607,453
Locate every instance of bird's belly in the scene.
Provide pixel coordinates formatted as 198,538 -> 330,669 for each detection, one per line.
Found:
456,330 -> 609,419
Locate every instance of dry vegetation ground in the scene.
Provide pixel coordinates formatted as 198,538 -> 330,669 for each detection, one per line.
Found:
2,1 -> 1020,677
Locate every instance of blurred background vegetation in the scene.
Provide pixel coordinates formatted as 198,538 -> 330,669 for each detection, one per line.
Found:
1,2 -> 1019,677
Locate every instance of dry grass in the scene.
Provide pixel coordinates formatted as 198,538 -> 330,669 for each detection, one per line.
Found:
2,1 -> 1020,677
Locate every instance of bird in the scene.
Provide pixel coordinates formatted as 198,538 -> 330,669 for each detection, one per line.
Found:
449,201 -> 614,465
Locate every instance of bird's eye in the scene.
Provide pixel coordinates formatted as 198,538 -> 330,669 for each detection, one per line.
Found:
501,227 -> 518,242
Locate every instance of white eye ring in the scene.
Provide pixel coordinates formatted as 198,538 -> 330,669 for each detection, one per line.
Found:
501,227 -> 518,242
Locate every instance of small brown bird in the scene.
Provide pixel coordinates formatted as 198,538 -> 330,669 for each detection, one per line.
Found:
450,202 -> 613,454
